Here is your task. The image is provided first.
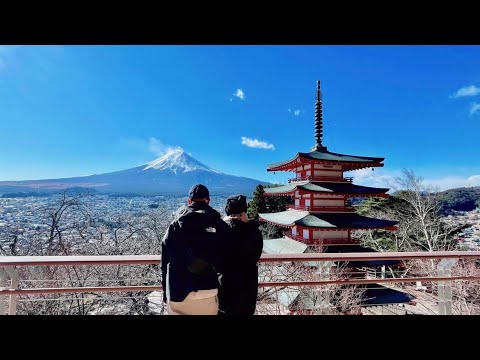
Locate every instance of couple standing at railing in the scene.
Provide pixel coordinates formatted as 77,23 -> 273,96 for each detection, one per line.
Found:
161,184 -> 263,315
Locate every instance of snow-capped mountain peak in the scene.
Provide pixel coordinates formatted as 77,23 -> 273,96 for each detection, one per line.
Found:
143,148 -> 222,174
0,147 -> 264,195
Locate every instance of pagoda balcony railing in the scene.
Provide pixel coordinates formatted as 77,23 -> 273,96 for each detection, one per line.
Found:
1,252 -> 480,315
289,176 -> 353,183
286,204 -> 355,212
283,231 -> 358,245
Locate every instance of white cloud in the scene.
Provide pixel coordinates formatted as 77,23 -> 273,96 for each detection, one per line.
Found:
234,88 -> 246,100
148,137 -> 165,156
120,136 -> 184,158
241,136 -> 275,150
424,175 -> 480,190
450,85 -> 480,98
148,137 -> 183,157
160,146 -> 184,158
345,168 -> 398,190
470,102 -> 480,115
347,168 -> 480,191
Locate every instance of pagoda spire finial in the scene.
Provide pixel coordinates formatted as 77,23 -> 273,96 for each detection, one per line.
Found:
311,80 -> 327,152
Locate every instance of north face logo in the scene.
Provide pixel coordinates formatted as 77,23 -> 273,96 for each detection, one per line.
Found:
205,227 -> 216,233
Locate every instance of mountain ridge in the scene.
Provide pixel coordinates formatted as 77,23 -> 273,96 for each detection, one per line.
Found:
0,150 -> 266,195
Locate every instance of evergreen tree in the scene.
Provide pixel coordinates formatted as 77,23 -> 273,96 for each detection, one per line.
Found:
248,184 -> 294,239
247,184 -> 266,221
265,185 -> 293,213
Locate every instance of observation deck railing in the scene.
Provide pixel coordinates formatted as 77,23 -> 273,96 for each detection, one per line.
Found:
1,251 -> 479,315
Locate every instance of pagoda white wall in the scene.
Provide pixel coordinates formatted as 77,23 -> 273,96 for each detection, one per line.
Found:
314,164 -> 342,170
313,194 -> 343,199
313,199 -> 344,207
312,230 -> 349,240
295,163 -> 344,179
294,194 -> 345,208
313,170 -> 342,178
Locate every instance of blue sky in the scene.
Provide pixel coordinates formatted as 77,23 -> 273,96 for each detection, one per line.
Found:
0,45 -> 479,190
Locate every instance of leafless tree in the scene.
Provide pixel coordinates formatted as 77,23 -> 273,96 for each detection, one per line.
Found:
393,169 -> 461,252
353,169 -> 480,314
256,261 -> 365,315
403,258 -> 480,315
3,192 -> 171,315
356,169 -> 464,254
450,260 -> 480,315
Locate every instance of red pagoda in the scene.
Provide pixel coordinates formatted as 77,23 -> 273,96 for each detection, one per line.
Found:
259,81 -> 413,313
260,80 -> 397,248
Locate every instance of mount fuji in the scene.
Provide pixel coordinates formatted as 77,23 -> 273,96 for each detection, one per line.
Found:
0,149 -> 266,195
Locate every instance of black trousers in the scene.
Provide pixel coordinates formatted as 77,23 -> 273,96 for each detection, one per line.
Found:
218,277 -> 258,315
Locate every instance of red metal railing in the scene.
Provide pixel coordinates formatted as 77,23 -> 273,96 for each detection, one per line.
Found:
1,252 -> 480,315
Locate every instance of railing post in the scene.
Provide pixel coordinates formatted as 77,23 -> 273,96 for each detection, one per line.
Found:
0,266 -> 19,315
0,267 -> 7,315
314,261 -> 333,314
5,267 -> 19,315
437,259 -> 457,315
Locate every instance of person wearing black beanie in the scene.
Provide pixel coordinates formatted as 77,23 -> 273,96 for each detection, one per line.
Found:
218,194 -> 263,315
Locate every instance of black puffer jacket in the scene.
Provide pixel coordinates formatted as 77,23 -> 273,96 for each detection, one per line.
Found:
218,218 -> 263,315
161,202 -> 232,302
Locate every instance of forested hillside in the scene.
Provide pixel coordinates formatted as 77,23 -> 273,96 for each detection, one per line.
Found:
437,187 -> 480,213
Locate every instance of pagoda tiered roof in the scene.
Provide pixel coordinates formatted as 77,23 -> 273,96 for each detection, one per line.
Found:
267,148 -> 385,172
266,282 -> 414,310
259,210 -> 397,230
324,244 -> 400,267
263,238 -> 400,267
263,181 -> 389,197
263,237 -> 308,254
361,284 -> 415,306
